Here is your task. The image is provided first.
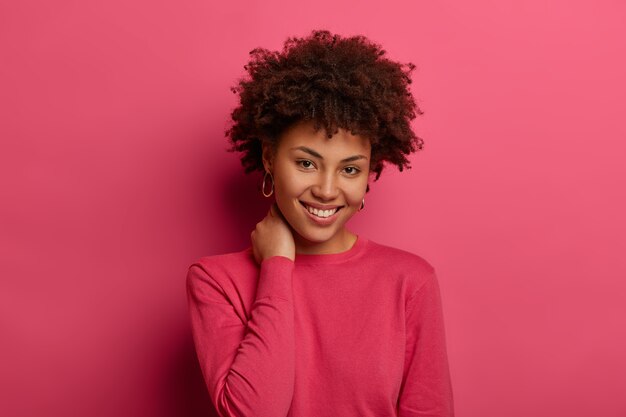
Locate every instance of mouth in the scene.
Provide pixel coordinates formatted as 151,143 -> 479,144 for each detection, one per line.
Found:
299,200 -> 344,219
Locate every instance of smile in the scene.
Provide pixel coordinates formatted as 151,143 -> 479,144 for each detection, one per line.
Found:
299,201 -> 343,224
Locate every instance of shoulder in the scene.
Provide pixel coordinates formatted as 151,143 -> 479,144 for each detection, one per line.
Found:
187,247 -> 256,286
186,247 -> 259,305
365,238 -> 436,274
364,238 -> 437,293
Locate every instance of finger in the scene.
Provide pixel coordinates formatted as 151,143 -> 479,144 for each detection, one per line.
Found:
274,204 -> 287,222
252,245 -> 259,264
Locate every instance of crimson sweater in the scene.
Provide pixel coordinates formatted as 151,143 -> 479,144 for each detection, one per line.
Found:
186,234 -> 454,417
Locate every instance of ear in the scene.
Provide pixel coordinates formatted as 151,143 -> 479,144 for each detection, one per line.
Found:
261,140 -> 275,173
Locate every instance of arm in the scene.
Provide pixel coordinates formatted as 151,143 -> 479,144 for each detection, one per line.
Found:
397,269 -> 455,417
186,256 -> 295,417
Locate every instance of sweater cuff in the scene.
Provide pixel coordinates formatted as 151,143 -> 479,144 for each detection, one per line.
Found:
256,256 -> 295,301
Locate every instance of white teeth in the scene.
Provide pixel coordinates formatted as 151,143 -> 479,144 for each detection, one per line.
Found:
305,204 -> 338,218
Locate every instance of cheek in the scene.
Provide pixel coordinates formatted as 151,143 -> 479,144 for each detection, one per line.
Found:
275,170 -> 308,196
346,179 -> 368,204
274,176 -> 296,197
274,167 -> 367,205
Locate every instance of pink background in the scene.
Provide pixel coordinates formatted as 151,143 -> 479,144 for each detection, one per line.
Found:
2,1 -> 625,416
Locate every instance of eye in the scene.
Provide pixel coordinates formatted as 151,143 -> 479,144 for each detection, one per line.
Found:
344,166 -> 361,175
297,159 -> 315,169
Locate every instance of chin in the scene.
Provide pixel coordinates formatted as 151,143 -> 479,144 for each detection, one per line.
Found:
293,225 -> 338,244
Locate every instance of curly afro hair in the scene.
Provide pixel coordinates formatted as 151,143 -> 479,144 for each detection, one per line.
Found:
225,29 -> 424,192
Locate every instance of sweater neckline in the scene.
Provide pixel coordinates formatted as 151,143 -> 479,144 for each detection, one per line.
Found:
294,234 -> 368,265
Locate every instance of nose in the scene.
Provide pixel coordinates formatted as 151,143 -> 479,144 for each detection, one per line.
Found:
311,171 -> 339,201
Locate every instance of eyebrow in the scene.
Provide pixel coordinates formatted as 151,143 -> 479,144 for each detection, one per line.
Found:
290,146 -> 368,163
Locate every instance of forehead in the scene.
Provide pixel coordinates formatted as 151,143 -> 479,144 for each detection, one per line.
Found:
277,120 -> 371,157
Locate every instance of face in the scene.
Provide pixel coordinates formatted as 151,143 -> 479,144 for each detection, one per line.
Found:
262,120 -> 373,255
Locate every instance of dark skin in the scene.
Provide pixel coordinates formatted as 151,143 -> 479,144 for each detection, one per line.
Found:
250,120 -> 372,264
250,202 -> 296,263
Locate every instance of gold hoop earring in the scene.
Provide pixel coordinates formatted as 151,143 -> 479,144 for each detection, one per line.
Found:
358,198 -> 365,211
262,171 -> 274,197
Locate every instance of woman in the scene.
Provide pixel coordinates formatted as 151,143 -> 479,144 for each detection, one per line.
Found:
186,30 -> 454,417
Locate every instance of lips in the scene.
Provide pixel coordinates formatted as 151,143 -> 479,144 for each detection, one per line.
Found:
299,200 -> 342,225
299,201 -> 344,211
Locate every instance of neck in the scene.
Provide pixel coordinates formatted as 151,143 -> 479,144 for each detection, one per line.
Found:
294,228 -> 357,255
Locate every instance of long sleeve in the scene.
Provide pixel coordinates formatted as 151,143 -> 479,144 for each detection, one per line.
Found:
397,269 -> 455,417
186,255 -> 296,417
